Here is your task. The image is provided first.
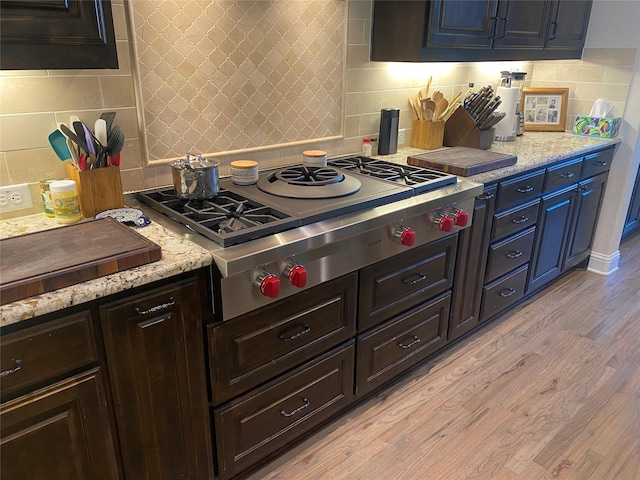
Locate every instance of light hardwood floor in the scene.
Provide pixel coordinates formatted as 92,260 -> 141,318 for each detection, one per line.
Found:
245,234 -> 640,480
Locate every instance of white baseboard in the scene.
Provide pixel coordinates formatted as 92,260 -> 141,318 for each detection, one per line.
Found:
587,250 -> 620,275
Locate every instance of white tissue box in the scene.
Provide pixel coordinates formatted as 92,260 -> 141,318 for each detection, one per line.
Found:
573,115 -> 621,138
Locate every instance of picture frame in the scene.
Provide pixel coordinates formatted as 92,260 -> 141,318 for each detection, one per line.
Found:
521,87 -> 569,132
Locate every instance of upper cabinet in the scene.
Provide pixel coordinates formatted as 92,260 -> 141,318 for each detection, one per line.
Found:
371,0 -> 592,62
0,0 -> 118,70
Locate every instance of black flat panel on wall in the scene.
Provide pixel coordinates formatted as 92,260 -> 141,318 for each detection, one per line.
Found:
1,0 -> 118,70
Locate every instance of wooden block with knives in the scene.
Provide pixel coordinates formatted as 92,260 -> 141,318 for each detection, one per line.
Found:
443,85 -> 507,150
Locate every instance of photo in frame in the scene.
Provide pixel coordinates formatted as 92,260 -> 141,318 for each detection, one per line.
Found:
521,87 -> 569,132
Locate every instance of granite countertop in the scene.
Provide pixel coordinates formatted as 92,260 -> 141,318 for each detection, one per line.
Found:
376,132 -> 620,184
0,131 -> 620,328
0,215 -> 214,327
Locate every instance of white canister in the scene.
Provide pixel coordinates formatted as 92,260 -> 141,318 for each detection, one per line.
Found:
50,179 -> 82,224
302,150 -> 327,167
230,160 -> 259,185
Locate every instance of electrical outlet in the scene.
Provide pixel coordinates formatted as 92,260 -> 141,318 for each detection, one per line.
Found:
398,129 -> 406,145
0,183 -> 34,213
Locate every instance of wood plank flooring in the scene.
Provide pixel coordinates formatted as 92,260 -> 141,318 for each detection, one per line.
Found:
245,234 -> 640,480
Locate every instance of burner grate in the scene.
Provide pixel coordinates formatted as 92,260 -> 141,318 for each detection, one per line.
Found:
137,188 -> 299,247
327,156 -> 457,194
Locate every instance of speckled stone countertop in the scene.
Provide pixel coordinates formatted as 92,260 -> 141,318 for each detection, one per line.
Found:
0,215 -> 213,327
375,132 -> 620,184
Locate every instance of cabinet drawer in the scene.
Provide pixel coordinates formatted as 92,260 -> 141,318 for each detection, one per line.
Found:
545,158 -> 582,192
485,228 -> 535,283
359,235 -> 456,331
480,265 -> 528,321
496,170 -> 545,211
209,273 -> 357,405
492,199 -> 539,241
581,148 -> 613,179
356,293 -> 450,398
1,312 -> 98,398
214,342 -> 354,480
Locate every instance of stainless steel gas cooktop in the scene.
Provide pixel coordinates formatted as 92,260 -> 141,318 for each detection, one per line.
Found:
136,155 -> 458,247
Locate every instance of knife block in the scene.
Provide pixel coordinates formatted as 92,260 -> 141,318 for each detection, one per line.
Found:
66,164 -> 125,217
410,120 -> 444,150
443,107 -> 494,150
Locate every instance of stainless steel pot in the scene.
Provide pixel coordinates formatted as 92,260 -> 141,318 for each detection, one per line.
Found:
170,153 -> 219,200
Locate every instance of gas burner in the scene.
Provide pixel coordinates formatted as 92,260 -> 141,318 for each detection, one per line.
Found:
275,166 -> 344,186
327,156 -> 457,194
258,166 -> 361,198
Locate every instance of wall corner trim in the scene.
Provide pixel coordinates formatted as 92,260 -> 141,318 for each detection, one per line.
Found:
587,249 -> 621,275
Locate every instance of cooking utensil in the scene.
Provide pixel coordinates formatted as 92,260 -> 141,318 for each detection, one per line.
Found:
100,111 -> 117,134
48,129 -> 72,161
421,99 -> 436,121
107,126 -> 125,157
423,76 -> 432,100
95,119 -> 108,146
435,98 -> 448,121
409,96 -> 422,120
432,90 -> 443,104
59,123 -> 89,154
170,153 -> 220,200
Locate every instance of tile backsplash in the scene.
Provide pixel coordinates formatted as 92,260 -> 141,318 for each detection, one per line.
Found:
0,0 -> 636,220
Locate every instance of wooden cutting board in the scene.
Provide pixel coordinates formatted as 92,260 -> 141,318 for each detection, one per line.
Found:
408,146 -> 517,176
0,218 -> 162,305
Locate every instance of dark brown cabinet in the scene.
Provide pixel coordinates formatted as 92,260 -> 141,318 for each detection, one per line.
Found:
208,273 -> 357,405
450,186 -> 496,341
623,166 -> 640,238
371,0 -> 592,62
0,0 -> 118,70
0,312 -> 119,480
100,274 -> 211,480
527,185 -> 578,293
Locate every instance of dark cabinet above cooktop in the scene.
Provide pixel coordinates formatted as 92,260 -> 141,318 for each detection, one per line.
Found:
0,0 -> 118,70
371,0 -> 592,63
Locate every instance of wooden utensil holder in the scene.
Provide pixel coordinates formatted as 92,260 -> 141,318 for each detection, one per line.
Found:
410,120 -> 444,150
443,106 -> 494,150
66,164 -> 125,217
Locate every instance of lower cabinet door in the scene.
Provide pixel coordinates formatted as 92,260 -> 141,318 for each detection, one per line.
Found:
356,293 -> 450,398
214,342 -> 355,480
0,369 -> 120,480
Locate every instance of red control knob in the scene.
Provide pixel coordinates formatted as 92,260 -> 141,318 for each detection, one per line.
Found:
453,209 -> 469,227
288,265 -> 307,288
438,215 -> 454,232
260,275 -> 280,298
399,228 -> 416,246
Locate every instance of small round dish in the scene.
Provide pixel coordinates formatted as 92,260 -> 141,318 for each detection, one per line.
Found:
95,208 -> 144,223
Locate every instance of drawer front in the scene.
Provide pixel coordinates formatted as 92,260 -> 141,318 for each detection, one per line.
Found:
1,312 -> 98,398
359,235 -> 457,331
485,227 -> 536,283
480,265 -> 528,321
582,148 -> 613,179
356,293 -> 450,398
545,158 -> 582,192
209,273 -> 357,405
496,170 -> 545,211
214,342 -> 354,479
492,199 -> 539,241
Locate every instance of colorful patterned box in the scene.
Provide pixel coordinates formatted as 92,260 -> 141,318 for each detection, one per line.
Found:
572,115 -> 621,138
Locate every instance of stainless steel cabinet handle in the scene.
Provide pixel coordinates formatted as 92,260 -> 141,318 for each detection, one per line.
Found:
512,216 -> 529,224
279,324 -> 311,342
478,192 -> 495,200
559,172 -> 575,178
280,398 -> 310,417
488,16 -> 498,39
134,297 -> 176,315
549,21 -> 558,40
517,186 -> 534,193
398,335 -> 421,349
594,161 -> 608,166
0,359 -> 22,378
403,273 -> 427,286
498,17 -> 508,39
500,288 -> 516,298
506,250 -> 523,259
